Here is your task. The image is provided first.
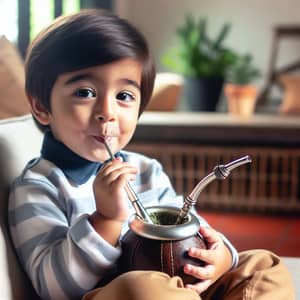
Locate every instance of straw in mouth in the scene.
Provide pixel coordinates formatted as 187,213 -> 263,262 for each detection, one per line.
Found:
102,123 -> 120,159
103,139 -> 114,160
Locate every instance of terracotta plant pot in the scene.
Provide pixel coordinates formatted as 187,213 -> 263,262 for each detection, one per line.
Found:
224,83 -> 258,117
118,206 -> 207,285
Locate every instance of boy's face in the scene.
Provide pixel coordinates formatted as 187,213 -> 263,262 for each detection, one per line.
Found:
35,58 -> 142,162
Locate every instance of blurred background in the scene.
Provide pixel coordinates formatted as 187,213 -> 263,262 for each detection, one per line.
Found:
2,0 -> 300,112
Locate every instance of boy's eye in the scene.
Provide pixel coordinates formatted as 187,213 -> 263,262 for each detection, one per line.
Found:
74,88 -> 96,98
116,91 -> 135,102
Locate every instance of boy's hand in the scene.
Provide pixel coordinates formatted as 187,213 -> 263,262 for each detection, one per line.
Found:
183,226 -> 232,294
93,157 -> 137,222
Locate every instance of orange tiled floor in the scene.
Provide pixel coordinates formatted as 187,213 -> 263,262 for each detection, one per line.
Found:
200,211 -> 300,257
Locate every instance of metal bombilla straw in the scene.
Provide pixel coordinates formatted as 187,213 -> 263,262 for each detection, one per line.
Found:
175,155 -> 252,225
103,138 -> 153,224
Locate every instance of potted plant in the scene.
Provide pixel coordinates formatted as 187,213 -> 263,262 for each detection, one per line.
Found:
224,53 -> 261,117
162,15 -> 236,111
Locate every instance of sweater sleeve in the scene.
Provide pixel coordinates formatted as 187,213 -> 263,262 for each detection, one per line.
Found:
8,179 -> 121,300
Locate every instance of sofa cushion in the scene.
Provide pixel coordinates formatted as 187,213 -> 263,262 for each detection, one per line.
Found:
146,73 -> 183,111
0,115 -> 42,299
0,36 -> 30,119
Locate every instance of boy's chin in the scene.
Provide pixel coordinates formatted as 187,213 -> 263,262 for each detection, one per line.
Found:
81,152 -> 107,163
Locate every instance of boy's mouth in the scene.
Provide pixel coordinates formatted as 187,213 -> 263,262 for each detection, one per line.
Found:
92,124 -> 120,144
93,135 -> 111,143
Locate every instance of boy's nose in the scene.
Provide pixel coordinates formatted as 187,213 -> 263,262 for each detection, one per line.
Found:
95,98 -> 116,122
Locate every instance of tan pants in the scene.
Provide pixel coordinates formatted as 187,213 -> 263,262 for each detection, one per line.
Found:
82,250 -> 295,300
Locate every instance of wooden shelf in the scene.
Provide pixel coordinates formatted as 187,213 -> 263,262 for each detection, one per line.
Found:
133,112 -> 300,146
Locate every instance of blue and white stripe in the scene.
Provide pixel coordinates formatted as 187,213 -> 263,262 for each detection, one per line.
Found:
9,150 -> 238,300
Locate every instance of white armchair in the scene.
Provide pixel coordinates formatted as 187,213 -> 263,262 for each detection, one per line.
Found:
0,115 -> 41,299
0,115 -> 299,299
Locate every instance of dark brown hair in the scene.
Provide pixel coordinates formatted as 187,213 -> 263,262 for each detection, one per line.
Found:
25,9 -> 155,131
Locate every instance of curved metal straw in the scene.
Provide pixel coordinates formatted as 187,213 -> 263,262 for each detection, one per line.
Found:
104,140 -> 153,224
175,155 -> 252,225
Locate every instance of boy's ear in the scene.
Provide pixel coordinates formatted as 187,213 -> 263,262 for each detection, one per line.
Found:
28,96 -> 51,125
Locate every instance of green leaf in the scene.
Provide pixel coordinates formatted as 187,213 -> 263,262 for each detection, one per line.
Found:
162,14 -> 236,78
225,53 -> 261,84
214,23 -> 231,50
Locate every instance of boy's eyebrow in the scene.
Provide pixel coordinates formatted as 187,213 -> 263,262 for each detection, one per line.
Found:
65,74 -> 92,85
65,75 -> 140,90
120,79 -> 141,90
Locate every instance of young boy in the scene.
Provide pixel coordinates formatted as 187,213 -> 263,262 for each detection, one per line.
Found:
9,9 -> 295,300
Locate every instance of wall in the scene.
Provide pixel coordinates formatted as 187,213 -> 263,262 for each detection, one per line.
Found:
115,0 -> 300,88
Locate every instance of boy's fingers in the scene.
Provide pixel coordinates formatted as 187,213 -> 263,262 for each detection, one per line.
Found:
100,161 -> 137,178
185,279 -> 212,294
199,226 -> 222,244
199,226 -> 217,238
106,168 -> 137,185
188,247 -> 214,264
184,259 -> 215,278
114,156 -> 123,162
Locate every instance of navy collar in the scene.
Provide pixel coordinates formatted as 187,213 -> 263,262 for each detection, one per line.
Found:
41,131 -> 109,185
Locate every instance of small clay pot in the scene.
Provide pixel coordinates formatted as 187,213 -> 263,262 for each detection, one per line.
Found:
119,206 -> 207,284
224,83 -> 257,117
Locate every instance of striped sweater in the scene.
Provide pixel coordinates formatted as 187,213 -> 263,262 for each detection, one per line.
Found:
8,136 -> 238,300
